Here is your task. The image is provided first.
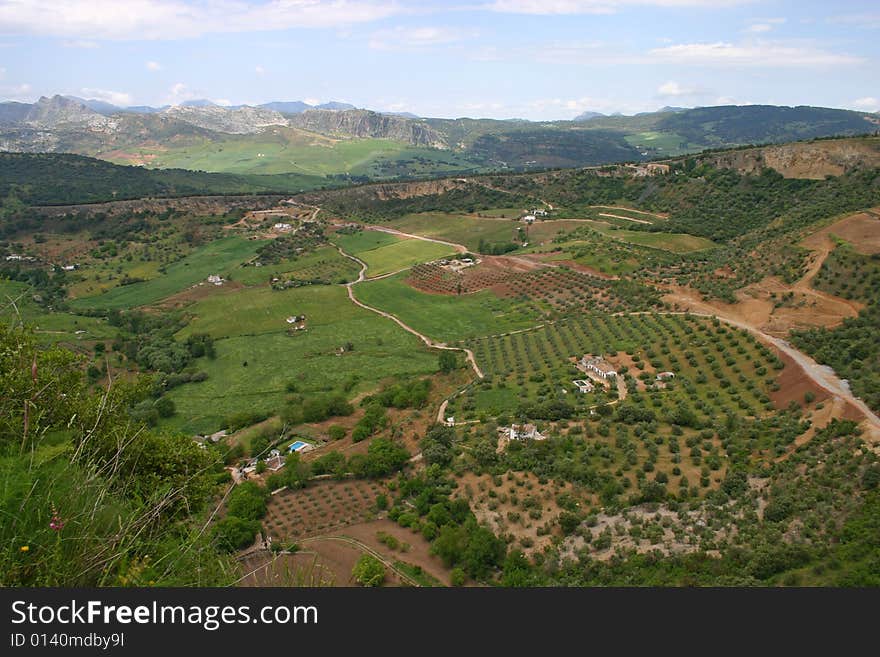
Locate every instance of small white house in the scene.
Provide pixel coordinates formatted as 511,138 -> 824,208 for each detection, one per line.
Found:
656,371 -> 676,381
274,222 -> 292,231
508,424 -> 545,442
572,379 -> 594,393
522,215 -> 536,224
207,274 -> 224,286
264,449 -> 284,471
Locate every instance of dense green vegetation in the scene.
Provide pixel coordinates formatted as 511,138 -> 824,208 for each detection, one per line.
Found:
4,133 -> 880,589
0,325 -> 234,585
0,153 -> 327,205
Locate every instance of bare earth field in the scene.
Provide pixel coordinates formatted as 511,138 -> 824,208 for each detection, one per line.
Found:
238,518 -> 449,587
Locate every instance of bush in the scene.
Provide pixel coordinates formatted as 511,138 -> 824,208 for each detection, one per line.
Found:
226,482 -> 268,521
352,554 -> 385,587
328,425 -> 347,440
450,567 -> 467,587
212,516 -> 260,552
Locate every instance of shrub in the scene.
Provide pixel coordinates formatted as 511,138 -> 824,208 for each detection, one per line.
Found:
212,517 -> 260,552
226,482 -> 268,520
352,554 -> 385,587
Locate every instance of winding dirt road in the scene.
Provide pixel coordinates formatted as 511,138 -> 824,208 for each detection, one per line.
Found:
336,244 -> 484,379
334,217 -> 879,441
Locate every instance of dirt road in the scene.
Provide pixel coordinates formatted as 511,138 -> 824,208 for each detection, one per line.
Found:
299,535 -> 421,587
339,217 -> 879,442
336,245 -> 484,379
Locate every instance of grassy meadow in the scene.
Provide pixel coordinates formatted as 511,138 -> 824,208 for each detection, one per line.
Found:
70,237 -> 263,310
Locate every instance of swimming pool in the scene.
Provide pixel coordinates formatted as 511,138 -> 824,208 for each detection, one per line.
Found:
288,440 -> 309,452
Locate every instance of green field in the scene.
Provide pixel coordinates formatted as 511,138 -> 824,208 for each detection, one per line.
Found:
134,129 -> 478,179
623,130 -> 694,155
0,280 -> 117,343
233,245 -> 360,286
70,237 -> 263,310
332,230 -> 456,276
331,230 -> 399,255
585,222 -> 717,253
163,285 -> 438,433
356,273 -> 539,342
357,239 -> 457,277
178,284 -> 362,340
142,130 -> 413,177
386,213 -> 519,251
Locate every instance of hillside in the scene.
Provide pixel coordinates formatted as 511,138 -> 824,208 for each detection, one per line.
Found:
0,152 -> 326,205
0,97 -> 876,181
2,130 -> 880,590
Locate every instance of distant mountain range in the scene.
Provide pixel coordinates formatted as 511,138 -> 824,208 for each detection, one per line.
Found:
60,95 -> 358,116
0,95 -> 876,178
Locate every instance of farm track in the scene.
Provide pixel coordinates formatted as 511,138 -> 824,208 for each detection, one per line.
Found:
299,535 -> 421,587
335,244 -> 484,379
333,211 -> 879,442
636,310 -> 880,441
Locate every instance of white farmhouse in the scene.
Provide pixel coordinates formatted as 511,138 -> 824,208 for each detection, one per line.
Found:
581,355 -> 617,380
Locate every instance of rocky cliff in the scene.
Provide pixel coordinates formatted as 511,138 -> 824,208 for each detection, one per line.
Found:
700,137 -> 880,179
289,109 -> 447,148
160,105 -> 289,134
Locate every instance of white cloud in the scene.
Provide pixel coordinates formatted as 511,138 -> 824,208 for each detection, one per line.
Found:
488,0 -> 753,15
656,80 -> 711,98
0,0 -> 403,41
79,87 -> 132,107
79,88 -> 133,105
744,17 -> 785,33
303,97 -> 321,106
0,82 -> 32,100
828,13 -> 880,30
213,98 -> 232,106
62,39 -> 99,48
166,81 -> 199,104
649,41 -> 864,67
368,26 -> 476,51
852,97 -> 879,112
522,95 -> 648,118
146,60 -> 161,71
254,65 -> 266,76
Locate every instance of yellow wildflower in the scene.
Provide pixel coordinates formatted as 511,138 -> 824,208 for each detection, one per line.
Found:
20,545 -> 29,552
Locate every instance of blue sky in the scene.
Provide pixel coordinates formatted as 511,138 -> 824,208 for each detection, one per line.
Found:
0,0 -> 878,119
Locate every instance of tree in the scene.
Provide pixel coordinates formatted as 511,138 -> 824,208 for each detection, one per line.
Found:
226,482 -> 268,520
438,351 -> 458,373
154,396 -> 176,418
352,554 -> 385,587
212,517 -> 260,552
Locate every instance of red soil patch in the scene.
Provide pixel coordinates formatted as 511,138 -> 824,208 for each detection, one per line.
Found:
264,479 -> 387,542
407,255 -> 539,295
802,209 -> 880,255
238,540 -> 404,587
769,350 -> 831,410
340,519 -> 451,585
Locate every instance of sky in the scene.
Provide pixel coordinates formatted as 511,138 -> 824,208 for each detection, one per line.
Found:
0,0 -> 878,120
